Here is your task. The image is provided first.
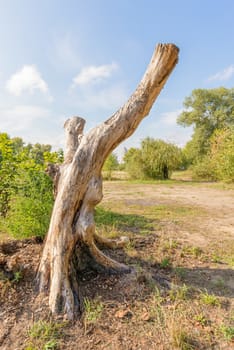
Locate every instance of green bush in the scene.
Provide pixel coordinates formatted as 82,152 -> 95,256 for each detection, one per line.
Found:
124,138 -> 182,180
191,158 -> 217,181
5,171 -> 53,238
210,128 -> 234,182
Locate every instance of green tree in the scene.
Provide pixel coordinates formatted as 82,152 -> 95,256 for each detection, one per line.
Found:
210,127 -> 234,181
0,133 -> 63,238
0,133 -> 18,217
102,153 -> 119,180
178,87 -> 234,163
124,138 -> 182,180
28,143 -> 52,164
123,147 -> 144,179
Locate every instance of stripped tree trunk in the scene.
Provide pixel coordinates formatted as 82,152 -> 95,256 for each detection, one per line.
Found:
36,43 -> 179,319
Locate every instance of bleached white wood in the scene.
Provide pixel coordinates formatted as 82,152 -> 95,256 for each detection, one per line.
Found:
36,43 -> 179,319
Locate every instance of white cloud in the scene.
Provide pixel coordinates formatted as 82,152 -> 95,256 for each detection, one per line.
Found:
72,63 -> 118,87
160,109 -> 183,126
207,64 -> 234,82
0,105 -> 51,132
6,65 -> 52,99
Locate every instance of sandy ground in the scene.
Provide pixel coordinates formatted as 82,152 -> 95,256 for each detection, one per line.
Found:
0,181 -> 234,349
103,181 -> 234,247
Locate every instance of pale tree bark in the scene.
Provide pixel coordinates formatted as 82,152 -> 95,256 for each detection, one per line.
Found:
36,43 -> 179,319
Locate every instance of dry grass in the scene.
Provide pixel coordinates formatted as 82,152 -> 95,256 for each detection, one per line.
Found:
0,179 -> 233,349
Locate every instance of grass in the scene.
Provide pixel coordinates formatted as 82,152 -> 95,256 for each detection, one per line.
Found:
1,180 -> 233,349
160,257 -> 172,269
194,313 -> 209,326
174,267 -> 187,280
169,284 -> 190,301
25,321 -> 65,350
83,297 -> 104,326
171,327 -> 196,350
220,324 -> 234,341
95,206 -> 153,235
200,291 -> 220,306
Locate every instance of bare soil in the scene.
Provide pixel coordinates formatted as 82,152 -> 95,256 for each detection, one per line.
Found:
0,181 -> 233,349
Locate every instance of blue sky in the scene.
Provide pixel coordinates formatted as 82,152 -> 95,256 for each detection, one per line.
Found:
0,0 -> 234,158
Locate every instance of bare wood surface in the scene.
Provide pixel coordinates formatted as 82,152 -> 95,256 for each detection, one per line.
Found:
36,43 -> 179,319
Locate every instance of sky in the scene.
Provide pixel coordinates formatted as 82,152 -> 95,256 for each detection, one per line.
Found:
0,0 -> 234,159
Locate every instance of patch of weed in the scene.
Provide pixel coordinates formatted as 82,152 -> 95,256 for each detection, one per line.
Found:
194,313 -> 209,326
182,245 -> 203,258
84,297 -> 104,325
95,206 -> 152,234
169,284 -> 190,301
13,270 -> 23,283
25,320 -> 65,350
174,267 -> 187,280
220,324 -> 234,341
200,291 -> 220,306
171,326 -> 196,350
160,257 -> 172,269
213,278 -> 226,290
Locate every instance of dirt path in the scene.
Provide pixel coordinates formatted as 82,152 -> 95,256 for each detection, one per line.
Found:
103,181 -> 234,248
0,181 -> 234,350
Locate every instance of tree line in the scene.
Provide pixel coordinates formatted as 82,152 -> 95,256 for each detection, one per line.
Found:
104,87 -> 234,182
1,87 -> 233,238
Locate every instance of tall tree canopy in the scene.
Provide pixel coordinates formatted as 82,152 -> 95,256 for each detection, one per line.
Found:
177,87 -> 234,162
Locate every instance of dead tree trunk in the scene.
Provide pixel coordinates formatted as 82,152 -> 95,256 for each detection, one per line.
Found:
36,43 -> 179,319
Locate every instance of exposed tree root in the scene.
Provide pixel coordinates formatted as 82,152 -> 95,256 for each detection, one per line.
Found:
94,233 -> 129,249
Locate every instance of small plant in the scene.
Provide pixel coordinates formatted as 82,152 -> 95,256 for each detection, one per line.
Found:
163,239 -> 179,251
160,257 -> 172,269
169,284 -> 190,301
84,297 -> 104,325
194,313 -> 209,326
13,271 -> 23,283
213,278 -> 225,289
0,271 -> 7,281
220,324 -> 234,341
182,245 -> 203,258
171,326 -> 196,350
200,291 -> 220,306
152,287 -> 164,305
174,267 -> 187,280
26,320 -> 64,350
211,254 -> 222,263
224,256 -> 234,268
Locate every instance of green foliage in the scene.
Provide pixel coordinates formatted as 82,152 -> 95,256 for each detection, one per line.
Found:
178,87 -> 234,159
95,206 -> 152,233
160,257 -> 172,269
13,271 -> 23,283
209,127 -> 234,181
0,132 -> 63,239
84,297 -> 104,324
123,147 -> 144,179
191,128 -> 234,182
178,88 -> 234,181
0,133 -> 18,217
102,152 -> 119,180
169,284 -> 190,301
26,321 -> 65,350
220,324 -> 234,341
200,291 -> 220,306
191,157 -> 216,181
124,138 -> 182,180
